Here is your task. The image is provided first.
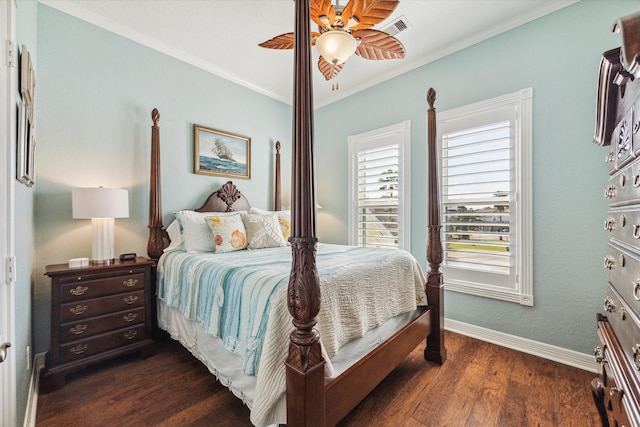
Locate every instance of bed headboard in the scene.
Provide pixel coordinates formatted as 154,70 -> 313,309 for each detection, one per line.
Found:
194,181 -> 251,213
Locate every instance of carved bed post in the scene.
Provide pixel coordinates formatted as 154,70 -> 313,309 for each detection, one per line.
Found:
147,108 -> 164,261
275,141 -> 282,211
285,0 -> 326,425
424,89 -> 447,364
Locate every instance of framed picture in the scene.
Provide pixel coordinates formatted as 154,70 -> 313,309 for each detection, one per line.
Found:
194,124 -> 251,179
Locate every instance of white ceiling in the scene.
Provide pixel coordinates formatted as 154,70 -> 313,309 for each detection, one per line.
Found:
40,0 -> 578,107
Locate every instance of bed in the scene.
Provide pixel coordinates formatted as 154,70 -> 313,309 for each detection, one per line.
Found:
145,1 -> 445,425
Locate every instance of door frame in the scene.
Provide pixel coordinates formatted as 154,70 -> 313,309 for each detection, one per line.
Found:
0,0 -> 17,425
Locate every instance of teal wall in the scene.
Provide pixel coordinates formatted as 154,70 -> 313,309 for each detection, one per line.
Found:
314,0 -> 640,354
32,0 -> 640,370
34,4 -> 291,353
15,1 -> 37,425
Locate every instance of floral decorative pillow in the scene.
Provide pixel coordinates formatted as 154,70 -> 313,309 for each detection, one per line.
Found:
204,213 -> 248,253
241,212 -> 288,249
249,208 -> 291,243
177,210 -> 245,253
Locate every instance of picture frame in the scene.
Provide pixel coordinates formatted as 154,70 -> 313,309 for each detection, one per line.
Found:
194,124 -> 251,179
16,101 -> 34,187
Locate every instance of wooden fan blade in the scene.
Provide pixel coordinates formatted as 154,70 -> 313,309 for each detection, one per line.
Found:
318,56 -> 344,80
311,0 -> 336,28
353,29 -> 405,60
259,32 -> 295,50
341,0 -> 399,30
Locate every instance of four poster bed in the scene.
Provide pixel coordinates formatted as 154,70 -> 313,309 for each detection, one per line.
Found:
145,2 -> 445,425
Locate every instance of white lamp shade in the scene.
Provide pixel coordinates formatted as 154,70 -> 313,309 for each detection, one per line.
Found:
316,30 -> 357,65
72,187 -> 129,219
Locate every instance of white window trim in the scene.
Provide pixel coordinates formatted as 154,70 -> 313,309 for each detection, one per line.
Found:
348,120 -> 411,250
436,89 -> 533,306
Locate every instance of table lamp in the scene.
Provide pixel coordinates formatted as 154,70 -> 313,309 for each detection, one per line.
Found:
72,187 -> 129,264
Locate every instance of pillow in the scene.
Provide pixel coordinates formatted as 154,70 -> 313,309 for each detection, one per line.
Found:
204,213 -> 248,253
163,219 -> 184,252
241,212 -> 288,249
249,208 -> 291,242
177,210 -> 244,253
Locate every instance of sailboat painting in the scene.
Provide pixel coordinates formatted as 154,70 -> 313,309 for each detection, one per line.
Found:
194,124 -> 251,179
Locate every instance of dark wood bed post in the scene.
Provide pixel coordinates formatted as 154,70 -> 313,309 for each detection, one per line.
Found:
275,141 -> 282,211
148,108 -> 165,262
424,89 -> 447,364
285,0 -> 326,425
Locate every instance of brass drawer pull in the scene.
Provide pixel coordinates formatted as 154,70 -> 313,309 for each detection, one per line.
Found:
123,279 -> 138,288
610,386 -> 620,396
69,324 -> 88,335
606,151 -> 614,164
604,256 -> 616,270
69,286 -> 89,296
633,345 -> 640,370
69,305 -> 88,316
604,185 -> 616,199
604,218 -> 615,232
70,344 -> 88,355
123,296 -> 138,305
604,296 -> 616,313
594,346 -> 605,365
124,330 -> 137,340
122,313 -> 138,323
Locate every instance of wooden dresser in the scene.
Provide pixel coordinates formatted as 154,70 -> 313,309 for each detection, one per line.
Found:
592,11 -> 640,427
42,257 -> 155,392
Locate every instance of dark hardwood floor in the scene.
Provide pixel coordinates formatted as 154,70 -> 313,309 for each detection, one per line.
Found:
36,331 -> 601,426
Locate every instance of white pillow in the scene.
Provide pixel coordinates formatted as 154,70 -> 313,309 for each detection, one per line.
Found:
249,208 -> 291,242
204,213 -> 248,253
176,210 -> 245,253
241,212 -> 288,249
163,219 -> 184,252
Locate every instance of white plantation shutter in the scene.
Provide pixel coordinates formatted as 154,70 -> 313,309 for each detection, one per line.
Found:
437,89 -> 533,306
348,121 -> 411,250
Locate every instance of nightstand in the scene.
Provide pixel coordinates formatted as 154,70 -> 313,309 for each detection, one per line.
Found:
41,257 -> 155,392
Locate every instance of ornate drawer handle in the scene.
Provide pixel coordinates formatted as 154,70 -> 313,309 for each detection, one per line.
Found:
594,346 -> 605,365
633,344 -> 640,370
124,330 -> 137,340
606,152 -> 614,164
610,386 -> 620,396
604,218 -> 616,231
69,324 -> 88,335
70,344 -> 88,355
123,296 -> 138,305
123,279 -> 138,288
604,296 -> 616,313
69,286 -> 89,296
122,313 -> 138,323
604,185 -> 616,199
634,172 -> 640,187
69,305 -> 88,315
604,256 -> 616,270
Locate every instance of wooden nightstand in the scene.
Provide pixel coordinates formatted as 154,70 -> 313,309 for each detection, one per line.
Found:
41,257 -> 155,392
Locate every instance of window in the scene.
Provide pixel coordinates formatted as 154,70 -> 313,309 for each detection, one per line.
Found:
348,121 -> 411,250
437,89 -> 533,305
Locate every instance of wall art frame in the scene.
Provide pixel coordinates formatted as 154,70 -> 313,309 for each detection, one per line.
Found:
194,124 -> 251,179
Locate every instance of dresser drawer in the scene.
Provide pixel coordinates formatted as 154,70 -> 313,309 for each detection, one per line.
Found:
606,164 -> 640,207
604,283 -> 640,373
59,307 -> 145,343
59,324 -> 146,364
605,244 -> 640,313
59,290 -> 144,323
59,271 -> 146,303
605,207 -> 640,248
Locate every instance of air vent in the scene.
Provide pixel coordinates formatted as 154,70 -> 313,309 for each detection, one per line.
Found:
382,16 -> 412,37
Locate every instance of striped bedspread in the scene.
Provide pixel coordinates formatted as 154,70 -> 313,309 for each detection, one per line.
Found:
157,243 -> 427,426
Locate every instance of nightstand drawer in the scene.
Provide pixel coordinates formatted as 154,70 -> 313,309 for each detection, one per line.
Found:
59,307 -> 145,343
59,324 -> 146,364
59,290 -> 144,323
59,272 -> 145,303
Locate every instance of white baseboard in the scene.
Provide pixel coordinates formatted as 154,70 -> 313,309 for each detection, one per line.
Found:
23,352 -> 46,427
445,318 -> 599,373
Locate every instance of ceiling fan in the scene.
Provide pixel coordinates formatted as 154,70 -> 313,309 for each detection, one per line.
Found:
259,0 -> 405,89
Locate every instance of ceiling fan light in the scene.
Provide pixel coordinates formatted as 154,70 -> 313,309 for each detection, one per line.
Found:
316,30 -> 357,65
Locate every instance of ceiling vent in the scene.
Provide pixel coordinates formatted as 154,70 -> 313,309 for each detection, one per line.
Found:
382,16 -> 412,37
